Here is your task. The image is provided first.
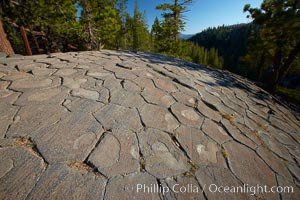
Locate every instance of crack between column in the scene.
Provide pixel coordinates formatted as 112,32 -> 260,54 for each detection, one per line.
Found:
116,62 -> 133,70
135,108 -> 146,129
24,163 -> 48,200
133,131 -> 145,172
60,99 -> 72,112
194,177 -> 209,200
255,149 -> 286,178
220,121 -> 258,150
82,120 -> 110,180
275,175 -> 284,200
219,144 -> 245,186
102,178 -> 109,199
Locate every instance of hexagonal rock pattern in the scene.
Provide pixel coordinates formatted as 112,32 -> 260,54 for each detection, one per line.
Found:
0,146 -> 45,199
104,173 -> 160,200
88,129 -> 140,177
138,128 -> 190,178
26,163 -> 107,200
0,50 -> 299,199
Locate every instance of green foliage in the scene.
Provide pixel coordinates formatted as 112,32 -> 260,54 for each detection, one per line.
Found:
150,0 -> 223,69
115,0 -> 128,49
3,0 -> 215,67
80,0 -> 121,50
96,5 -> 121,49
186,42 -> 223,69
189,24 -> 255,73
2,0 -> 85,53
276,86 -> 300,105
155,0 -> 193,54
243,0 -> 300,92
3,22 -> 25,55
156,0 -> 192,41
151,17 -> 162,50
131,0 -> 150,51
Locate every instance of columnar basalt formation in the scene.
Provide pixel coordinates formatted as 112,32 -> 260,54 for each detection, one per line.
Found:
0,50 -> 299,199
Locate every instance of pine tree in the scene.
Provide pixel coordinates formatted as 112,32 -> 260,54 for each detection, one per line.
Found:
96,3 -> 121,49
151,17 -> 161,51
43,0 -> 83,52
79,0 -> 98,50
131,0 -> 150,51
115,0 -> 128,49
80,0 -> 120,50
2,0 -> 83,53
156,0 -> 192,54
244,0 -> 300,92
156,0 -> 192,41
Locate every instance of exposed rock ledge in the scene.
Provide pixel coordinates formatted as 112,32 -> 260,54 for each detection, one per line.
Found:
0,50 -> 299,199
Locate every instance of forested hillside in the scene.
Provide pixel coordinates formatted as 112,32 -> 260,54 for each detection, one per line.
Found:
190,23 -> 300,83
189,1 -> 300,104
189,24 -> 256,73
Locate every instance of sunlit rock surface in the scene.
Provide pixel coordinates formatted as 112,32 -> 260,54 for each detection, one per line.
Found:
0,50 -> 299,199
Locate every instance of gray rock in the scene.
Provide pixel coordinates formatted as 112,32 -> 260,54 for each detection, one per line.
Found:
0,101 -> 19,138
104,173 -> 160,200
1,50 -> 299,199
288,163 -> 300,182
221,119 -> 257,149
257,131 -> 293,162
54,68 -> 78,76
88,129 -> 140,177
164,176 -> 206,200
153,78 -> 178,92
110,88 -> 145,108
26,163 -> 107,200
171,102 -> 204,128
0,146 -> 45,199
139,103 -> 179,132
0,52 -> 7,58
224,141 -> 279,200
138,128 -> 190,178
33,111 -> 104,163
15,87 -> 68,106
172,91 -> 198,107
196,167 -> 253,200
6,104 -> 65,138
197,99 -> 222,122
94,104 -> 143,131
202,118 -> 232,144
175,125 -> 226,167
276,175 -> 300,200
63,77 -> 87,89
142,86 -> 176,107
257,146 -> 292,179
71,88 -> 100,101
9,77 -> 53,90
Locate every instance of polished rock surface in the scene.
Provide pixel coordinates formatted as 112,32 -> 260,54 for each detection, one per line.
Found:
0,50 -> 299,199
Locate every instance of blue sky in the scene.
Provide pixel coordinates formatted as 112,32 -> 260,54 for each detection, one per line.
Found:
126,0 -> 263,34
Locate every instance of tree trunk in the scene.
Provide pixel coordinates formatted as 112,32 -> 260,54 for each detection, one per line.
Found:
266,41 -> 300,92
41,35 -> 49,54
29,26 -> 42,54
256,51 -> 266,81
267,48 -> 282,93
20,25 -> 32,56
174,0 -> 179,42
0,20 -> 14,55
277,41 -> 300,84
